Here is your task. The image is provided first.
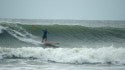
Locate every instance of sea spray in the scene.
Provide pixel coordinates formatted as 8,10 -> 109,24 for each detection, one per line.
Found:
0,23 -> 41,45
0,47 -> 125,65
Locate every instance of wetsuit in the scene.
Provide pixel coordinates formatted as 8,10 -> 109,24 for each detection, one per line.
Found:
42,30 -> 48,42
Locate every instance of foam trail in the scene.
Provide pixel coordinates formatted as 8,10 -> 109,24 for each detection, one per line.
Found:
0,26 -> 6,34
0,47 -> 125,65
0,24 -> 41,45
7,28 -> 41,45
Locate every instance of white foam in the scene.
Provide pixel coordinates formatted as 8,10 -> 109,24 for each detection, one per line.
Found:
0,54 -> 3,59
0,24 -> 41,45
7,29 -> 41,45
0,47 -> 125,65
0,26 -> 6,34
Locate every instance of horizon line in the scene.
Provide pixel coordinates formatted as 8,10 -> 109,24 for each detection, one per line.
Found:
0,18 -> 125,21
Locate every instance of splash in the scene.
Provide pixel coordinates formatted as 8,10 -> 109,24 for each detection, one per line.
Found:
0,26 -> 6,34
0,23 -> 41,45
0,47 -> 125,65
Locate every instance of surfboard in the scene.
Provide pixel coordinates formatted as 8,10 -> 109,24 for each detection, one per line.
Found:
42,41 -> 59,48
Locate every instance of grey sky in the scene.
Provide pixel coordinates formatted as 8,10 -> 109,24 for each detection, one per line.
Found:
0,0 -> 125,20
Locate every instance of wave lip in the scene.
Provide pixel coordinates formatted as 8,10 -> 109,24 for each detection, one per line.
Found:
0,23 -> 41,46
0,26 -> 6,34
0,47 -> 125,65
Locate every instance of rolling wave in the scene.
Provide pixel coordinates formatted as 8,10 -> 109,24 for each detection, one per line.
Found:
0,22 -> 125,47
1,23 -> 40,42
0,47 -> 125,65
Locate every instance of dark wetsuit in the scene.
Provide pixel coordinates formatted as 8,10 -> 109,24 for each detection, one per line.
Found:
42,30 -> 48,42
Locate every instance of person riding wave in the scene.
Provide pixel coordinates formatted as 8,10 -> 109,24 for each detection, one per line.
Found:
42,29 -> 48,42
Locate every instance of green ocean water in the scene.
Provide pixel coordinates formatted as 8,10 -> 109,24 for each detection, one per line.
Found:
0,20 -> 125,70
0,22 -> 125,47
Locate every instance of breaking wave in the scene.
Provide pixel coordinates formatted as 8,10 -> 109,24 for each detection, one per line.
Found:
0,47 -> 125,65
0,23 -> 41,45
0,22 -> 125,47
0,22 -> 125,65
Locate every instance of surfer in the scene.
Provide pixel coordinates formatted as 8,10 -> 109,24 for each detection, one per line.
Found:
41,29 -> 59,48
42,29 -> 48,42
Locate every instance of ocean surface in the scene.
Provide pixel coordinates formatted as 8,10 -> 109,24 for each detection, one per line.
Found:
0,18 -> 125,70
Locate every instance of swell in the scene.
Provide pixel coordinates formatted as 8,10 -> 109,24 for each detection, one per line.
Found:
0,22 -> 125,47
23,24 -> 125,44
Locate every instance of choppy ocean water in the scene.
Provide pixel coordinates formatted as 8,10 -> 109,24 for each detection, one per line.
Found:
0,19 -> 125,70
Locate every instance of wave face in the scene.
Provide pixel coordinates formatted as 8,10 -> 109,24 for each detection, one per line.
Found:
0,22 -> 125,47
0,47 -> 125,65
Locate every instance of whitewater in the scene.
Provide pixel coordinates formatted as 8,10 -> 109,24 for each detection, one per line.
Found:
0,47 -> 125,64
0,19 -> 125,70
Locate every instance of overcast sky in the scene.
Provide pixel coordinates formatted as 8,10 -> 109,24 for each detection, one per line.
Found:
0,0 -> 125,20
